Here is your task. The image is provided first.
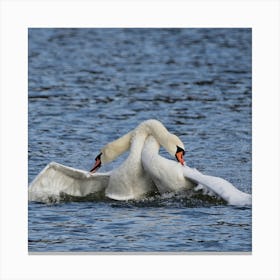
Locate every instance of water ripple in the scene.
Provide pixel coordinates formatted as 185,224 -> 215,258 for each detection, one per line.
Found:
28,28 -> 251,252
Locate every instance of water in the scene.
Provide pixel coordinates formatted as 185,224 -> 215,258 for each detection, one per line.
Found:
28,28 -> 252,252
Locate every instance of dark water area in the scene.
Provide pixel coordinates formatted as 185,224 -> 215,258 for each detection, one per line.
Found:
28,28 -> 252,252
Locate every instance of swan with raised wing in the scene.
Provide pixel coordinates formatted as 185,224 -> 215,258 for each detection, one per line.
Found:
29,119 -> 187,201
28,119 -> 251,205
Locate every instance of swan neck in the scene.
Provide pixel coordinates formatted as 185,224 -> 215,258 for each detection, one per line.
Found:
100,119 -> 179,164
144,120 -> 171,152
101,131 -> 133,163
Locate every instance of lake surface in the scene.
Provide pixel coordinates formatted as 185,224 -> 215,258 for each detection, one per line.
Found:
28,28 -> 252,252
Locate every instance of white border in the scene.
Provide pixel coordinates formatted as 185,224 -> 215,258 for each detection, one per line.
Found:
1,0 -> 279,279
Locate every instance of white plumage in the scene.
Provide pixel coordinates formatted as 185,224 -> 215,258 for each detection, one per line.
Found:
29,119 -> 251,205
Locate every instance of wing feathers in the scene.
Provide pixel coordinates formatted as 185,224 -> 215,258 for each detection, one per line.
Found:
28,162 -> 110,202
182,165 -> 251,206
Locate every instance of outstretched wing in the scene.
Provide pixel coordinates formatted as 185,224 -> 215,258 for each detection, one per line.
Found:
28,162 -> 110,202
182,165 -> 251,206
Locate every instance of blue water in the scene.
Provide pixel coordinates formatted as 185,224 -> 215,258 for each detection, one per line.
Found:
28,28 -> 252,252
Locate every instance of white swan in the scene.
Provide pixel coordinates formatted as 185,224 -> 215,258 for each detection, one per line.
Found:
90,119 -> 186,200
141,136 -> 195,194
142,136 -> 251,206
28,119 -> 251,206
29,119 -> 186,201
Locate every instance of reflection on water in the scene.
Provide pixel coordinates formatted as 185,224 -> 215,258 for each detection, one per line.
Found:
28,28 -> 251,252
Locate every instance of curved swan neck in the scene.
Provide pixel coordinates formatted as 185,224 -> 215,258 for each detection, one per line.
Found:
136,119 -> 178,155
137,119 -> 168,137
142,136 -> 160,155
100,119 -> 184,164
101,131 -> 133,163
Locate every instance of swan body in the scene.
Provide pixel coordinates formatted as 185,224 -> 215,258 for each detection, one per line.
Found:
142,136 -> 251,205
101,119 -> 185,200
29,119 -> 186,201
104,132 -> 156,200
28,119 -> 252,206
141,136 -> 195,194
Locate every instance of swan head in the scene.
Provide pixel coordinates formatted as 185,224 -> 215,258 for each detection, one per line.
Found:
166,133 -> 186,166
90,131 -> 133,173
90,152 -> 102,173
90,147 -> 116,173
89,120 -> 186,173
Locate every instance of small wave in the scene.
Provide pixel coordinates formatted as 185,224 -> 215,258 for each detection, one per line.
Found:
194,80 -> 214,86
125,190 -> 226,208
29,188 -> 227,207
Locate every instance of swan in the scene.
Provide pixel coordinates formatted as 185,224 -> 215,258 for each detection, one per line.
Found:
90,119 -> 186,200
29,119 -> 186,201
141,136 -> 195,194
28,119 -> 251,205
141,136 -> 251,206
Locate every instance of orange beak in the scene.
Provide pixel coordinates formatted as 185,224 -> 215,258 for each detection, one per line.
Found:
175,150 -> 185,166
90,153 -> 102,173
